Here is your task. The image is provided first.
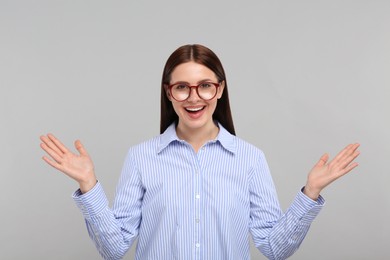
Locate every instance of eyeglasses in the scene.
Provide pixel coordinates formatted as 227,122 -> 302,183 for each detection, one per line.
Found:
168,82 -> 220,102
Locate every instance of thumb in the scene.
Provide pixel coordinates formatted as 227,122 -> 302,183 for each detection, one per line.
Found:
75,140 -> 89,156
315,153 -> 329,167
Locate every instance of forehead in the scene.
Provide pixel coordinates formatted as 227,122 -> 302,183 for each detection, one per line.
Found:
170,61 -> 217,82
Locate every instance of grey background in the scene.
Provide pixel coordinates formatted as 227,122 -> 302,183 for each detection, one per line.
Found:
1,0 -> 389,259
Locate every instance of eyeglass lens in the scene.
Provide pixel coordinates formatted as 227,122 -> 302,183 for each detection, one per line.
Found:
171,82 -> 218,101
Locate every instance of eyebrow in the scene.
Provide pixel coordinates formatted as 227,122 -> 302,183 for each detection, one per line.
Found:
171,79 -> 215,85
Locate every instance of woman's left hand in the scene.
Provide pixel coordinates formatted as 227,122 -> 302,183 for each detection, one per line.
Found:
303,143 -> 360,200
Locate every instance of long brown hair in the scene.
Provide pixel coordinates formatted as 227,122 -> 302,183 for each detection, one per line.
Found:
160,44 -> 235,135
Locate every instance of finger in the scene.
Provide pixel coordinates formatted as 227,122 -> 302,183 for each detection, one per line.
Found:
40,135 -> 64,157
338,149 -> 360,170
47,133 -> 70,153
316,153 -> 329,167
339,143 -> 360,160
337,161 -> 359,178
40,143 -> 63,163
329,143 -> 359,167
332,143 -> 360,169
330,144 -> 354,164
42,155 -> 64,171
75,140 -> 89,156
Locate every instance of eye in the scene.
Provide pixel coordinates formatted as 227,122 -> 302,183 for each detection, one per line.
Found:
199,82 -> 213,88
173,84 -> 189,90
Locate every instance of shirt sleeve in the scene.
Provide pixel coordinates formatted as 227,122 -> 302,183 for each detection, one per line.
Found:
249,152 -> 324,260
72,150 -> 143,260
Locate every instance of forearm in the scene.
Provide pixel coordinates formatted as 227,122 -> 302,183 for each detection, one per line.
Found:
252,190 -> 324,259
84,208 -> 135,260
73,182 -> 137,259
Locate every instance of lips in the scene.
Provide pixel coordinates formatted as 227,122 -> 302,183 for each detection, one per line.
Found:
185,106 -> 205,113
184,106 -> 206,119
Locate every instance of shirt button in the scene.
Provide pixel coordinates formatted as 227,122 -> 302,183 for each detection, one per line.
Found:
195,194 -> 200,199
195,218 -> 200,223
195,243 -> 200,248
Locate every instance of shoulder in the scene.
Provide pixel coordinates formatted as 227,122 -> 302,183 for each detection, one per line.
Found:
232,135 -> 266,159
120,135 -> 162,169
126,135 -> 161,156
217,123 -> 265,159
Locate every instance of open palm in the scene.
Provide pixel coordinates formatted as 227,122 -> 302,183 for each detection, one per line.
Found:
304,143 -> 360,200
40,134 -> 96,193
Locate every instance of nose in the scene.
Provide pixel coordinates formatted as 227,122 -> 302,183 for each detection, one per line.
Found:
187,87 -> 201,102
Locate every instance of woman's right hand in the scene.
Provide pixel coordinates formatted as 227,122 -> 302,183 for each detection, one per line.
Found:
40,134 -> 97,193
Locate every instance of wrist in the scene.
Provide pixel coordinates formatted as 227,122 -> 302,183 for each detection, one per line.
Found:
79,177 -> 97,194
303,185 -> 320,201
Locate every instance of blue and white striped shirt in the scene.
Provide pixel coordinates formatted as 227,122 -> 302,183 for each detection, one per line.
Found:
73,123 -> 324,260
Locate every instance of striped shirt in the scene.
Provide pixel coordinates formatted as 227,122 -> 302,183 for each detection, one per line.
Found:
73,123 -> 324,260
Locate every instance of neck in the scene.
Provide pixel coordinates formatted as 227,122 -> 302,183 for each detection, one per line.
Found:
176,121 -> 219,152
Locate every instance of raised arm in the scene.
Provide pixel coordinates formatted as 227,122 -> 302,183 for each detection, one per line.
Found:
40,134 -> 97,193
251,143 -> 360,259
40,134 -> 139,259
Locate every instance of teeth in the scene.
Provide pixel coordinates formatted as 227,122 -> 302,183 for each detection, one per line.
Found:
186,107 -> 203,112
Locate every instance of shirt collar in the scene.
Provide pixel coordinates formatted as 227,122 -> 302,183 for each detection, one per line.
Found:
215,122 -> 236,154
157,123 -> 179,153
157,122 -> 236,154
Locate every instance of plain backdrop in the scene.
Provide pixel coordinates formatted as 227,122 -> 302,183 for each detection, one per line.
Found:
1,1 -> 389,259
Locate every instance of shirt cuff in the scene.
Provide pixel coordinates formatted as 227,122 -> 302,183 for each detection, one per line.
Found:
72,181 -> 109,220
289,187 -> 325,225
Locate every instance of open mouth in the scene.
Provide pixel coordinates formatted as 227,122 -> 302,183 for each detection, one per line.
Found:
185,106 -> 205,113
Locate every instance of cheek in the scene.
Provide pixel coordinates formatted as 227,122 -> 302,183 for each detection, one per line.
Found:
217,89 -> 224,99
170,101 -> 182,114
208,100 -> 218,111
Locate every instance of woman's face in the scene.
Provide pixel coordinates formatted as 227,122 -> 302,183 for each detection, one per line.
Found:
167,61 -> 224,133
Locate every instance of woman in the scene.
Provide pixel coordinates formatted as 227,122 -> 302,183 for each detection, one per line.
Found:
40,44 -> 360,260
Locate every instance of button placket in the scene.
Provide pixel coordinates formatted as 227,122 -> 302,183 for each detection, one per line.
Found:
194,166 -> 201,255
194,150 -> 202,259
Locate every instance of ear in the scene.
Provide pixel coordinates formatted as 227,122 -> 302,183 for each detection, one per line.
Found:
217,81 -> 225,99
164,84 -> 172,101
